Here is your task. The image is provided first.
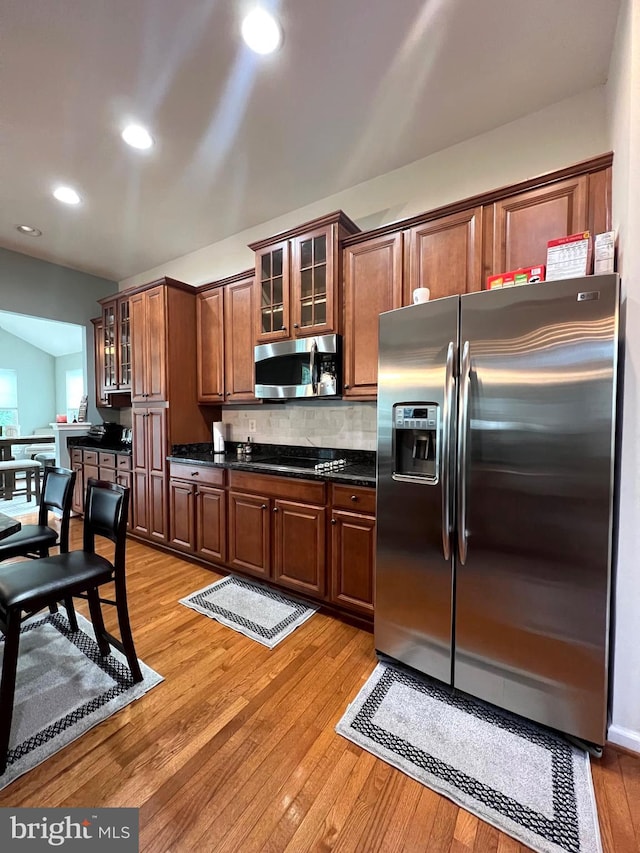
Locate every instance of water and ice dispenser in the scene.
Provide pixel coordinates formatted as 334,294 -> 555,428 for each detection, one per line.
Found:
392,404 -> 440,483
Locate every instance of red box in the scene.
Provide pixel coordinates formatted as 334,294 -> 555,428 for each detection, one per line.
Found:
486,265 -> 545,290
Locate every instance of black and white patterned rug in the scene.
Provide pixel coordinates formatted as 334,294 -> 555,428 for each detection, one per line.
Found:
179,575 -> 319,649
0,610 -> 162,790
336,663 -> 602,853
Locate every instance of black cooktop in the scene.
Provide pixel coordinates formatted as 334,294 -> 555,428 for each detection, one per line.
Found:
251,456 -> 322,469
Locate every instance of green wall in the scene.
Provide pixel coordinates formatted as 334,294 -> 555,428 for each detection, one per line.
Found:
0,329 -> 56,436
0,247 -> 116,425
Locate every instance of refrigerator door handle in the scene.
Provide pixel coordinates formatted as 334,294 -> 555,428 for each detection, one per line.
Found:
457,340 -> 471,565
442,341 -> 455,560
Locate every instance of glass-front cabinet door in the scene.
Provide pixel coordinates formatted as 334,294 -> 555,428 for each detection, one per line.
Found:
102,300 -> 117,390
256,240 -> 290,343
292,226 -> 335,335
118,298 -> 131,389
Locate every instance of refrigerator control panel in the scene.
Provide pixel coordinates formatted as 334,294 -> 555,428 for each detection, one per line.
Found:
394,405 -> 438,430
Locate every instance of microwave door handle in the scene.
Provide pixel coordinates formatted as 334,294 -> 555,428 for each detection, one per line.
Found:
310,340 -> 318,393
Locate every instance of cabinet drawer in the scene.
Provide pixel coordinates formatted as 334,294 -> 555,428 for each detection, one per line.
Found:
116,454 -> 132,470
71,449 -> 83,464
331,484 -> 376,514
98,451 -> 116,469
229,470 -> 325,504
168,462 -> 225,487
83,450 -> 99,465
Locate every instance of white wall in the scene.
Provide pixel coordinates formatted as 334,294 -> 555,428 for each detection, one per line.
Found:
120,87 -> 608,289
606,0 -> 640,753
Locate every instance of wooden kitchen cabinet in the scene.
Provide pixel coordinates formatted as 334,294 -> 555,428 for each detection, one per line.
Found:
227,470 -> 327,589
486,175 -> 588,279
71,448 -> 84,514
251,211 -> 359,344
273,499 -> 326,596
343,232 -> 404,399
130,285 -> 167,402
132,406 -> 167,542
99,295 -> 131,393
330,485 -> 376,616
197,272 -> 257,404
91,318 -> 109,408
228,490 -> 271,578
404,206 -> 483,304
168,462 -> 226,561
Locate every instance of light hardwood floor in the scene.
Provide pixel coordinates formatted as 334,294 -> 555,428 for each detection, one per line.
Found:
0,516 -> 638,853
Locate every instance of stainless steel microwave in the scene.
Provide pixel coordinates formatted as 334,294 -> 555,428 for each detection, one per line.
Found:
254,334 -> 342,399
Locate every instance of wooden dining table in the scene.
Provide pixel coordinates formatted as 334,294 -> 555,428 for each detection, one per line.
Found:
0,511 -> 21,540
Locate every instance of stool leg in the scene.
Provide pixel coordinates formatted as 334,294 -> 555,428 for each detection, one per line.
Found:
25,471 -> 32,502
35,469 -> 41,504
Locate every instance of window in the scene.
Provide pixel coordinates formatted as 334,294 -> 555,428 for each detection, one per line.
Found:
0,368 -> 18,428
65,368 -> 85,422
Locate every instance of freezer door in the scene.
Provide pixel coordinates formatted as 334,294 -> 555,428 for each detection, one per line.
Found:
375,296 -> 459,683
454,275 -> 619,745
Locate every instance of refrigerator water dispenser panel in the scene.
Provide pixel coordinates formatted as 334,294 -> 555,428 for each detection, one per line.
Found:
392,404 -> 440,483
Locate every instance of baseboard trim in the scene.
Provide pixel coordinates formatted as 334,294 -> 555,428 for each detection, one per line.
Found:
607,724 -> 640,755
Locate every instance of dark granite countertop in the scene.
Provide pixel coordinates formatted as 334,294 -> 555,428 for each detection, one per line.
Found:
168,442 -> 376,488
67,438 -> 133,456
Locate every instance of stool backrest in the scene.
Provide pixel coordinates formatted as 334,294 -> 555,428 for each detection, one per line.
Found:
39,467 -> 76,553
83,479 -> 129,569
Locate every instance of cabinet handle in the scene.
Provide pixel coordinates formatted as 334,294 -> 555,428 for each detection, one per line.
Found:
331,518 -> 337,525
350,495 -> 358,502
261,504 -> 267,510
191,471 -> 199,476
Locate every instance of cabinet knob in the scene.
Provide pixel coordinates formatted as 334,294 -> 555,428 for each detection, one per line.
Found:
280,326 -> 286,331
344,384 -> 350,389
350,495 -> 358,502
218,393 -> 223,397
293,323 -> 299,329
261,504 -> 267,510
273,506 -> 279,512
226,392 -> 231,396
331,518 -> 337,525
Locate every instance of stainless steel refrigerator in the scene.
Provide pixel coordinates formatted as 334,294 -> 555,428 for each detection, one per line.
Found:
375,274 -> 619,747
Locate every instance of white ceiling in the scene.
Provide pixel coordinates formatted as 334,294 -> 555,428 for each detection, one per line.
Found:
0,0 -> 620,283
0,310 -> 84,357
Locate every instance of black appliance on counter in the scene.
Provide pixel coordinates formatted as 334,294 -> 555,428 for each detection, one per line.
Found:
87,423 -> 125,445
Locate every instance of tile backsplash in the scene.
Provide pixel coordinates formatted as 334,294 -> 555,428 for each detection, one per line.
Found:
222,401 -> 377,450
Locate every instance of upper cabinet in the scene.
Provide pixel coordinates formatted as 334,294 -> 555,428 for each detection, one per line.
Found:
96,294 -> 131,397
197,271 -> 256,404
250,211 -> 360,344
343,233 -> 404,399
404,206 -> 483,303
130,285 -> 167,403
486,175 -> 588,277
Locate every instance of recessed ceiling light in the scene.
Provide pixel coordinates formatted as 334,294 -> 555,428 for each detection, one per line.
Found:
241,8 -> 282,54
53,186 -> 81,205
122,124 -> 154,150
16,224 -> 42,236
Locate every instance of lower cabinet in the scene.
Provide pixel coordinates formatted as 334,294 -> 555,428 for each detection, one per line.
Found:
132,406 -> 167,542
68,447 -> 133,528
169,463 -> 226,562
329,484 -> 376,616
168,463 -> 376,620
